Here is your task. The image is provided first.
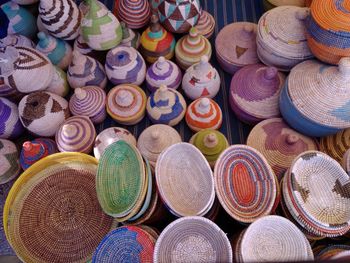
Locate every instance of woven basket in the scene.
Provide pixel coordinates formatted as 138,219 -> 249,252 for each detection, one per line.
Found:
117,0 -> 151,29
0,34 -> 34,48
155,143 -> 215,217
0,139 -> 20,184
120,22 -> 140,49
106,84 -> 146,125
47,66 -> 70,97
3,152 -> 114,263
105,46 -> 146,86
215,22 -> 259,74
147,85 -> 186,126
154,216 -> 232,263
265,0 -> 306,9
320,129 -> 350,164
182,56 -> 220,100
146,56 -> 182,92
139,15 -> 176,63
73,35 -> 95,57
214,145 -> 277,223
316,245 -> 350,260
0,97 -> 24,139
195,10 -> 215,39
342,149 -> 350,175
247,118 -> 319,181
175,27 -> 212,70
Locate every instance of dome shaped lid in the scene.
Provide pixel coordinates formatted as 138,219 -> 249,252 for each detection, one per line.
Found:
106,46 -> 139,69
176,27 -> 211,57
195,10 -> 215,38
185,56 -> 218,84
148,56 -> 179,78
117,0 -> 151,29
191,129 -> 229,158
84,0 -> 109,19
142,14 -> 169,40
186,98 -> 222,128
69,86 -> 106,116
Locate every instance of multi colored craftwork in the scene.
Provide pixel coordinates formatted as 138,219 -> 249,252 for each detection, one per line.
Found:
0,139 -> 20,184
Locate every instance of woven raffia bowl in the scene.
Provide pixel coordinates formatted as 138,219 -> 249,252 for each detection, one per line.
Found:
0,97 -> 24,139
155,143 -> 214,217
0,34 -> 34,48
154,216 -> 232,263
283,151 -> 350,237
320,129 -> 350,164
195,10 -> 215,39
263,0 -> 306,11
3,152 -> 114,263
214,145 -> 277,223
117,0 -> 151,29
120,22 -> 140,49
0,139 -> 20,184
47,66 -> 70,97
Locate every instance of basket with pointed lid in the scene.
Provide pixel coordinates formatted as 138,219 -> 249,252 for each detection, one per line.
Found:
263,0 -> 307,11
229,64 -> 285,124
139,14 -> 176,63
120,22 -> 140,49
117,0 -> 151,29
190,129 -> 229,168
175,27 -> 212,70
247,118 -> 318,181
195,10 -> 215,39
146,56 -> 182,92
182,56 -> 220,100
39,0 -> 81,40
0,34 -> 34,48
257,6 -> 313,71
107,84 -> 146,125
18,91 -> 70,137
0,97 -> 24,139
137,124 -> 182,169
69,86 -> 106,124
73,35 -> 95,57
0,46 -> 54,94
0,139 -> 20,184
81,0 -> 122,51
157,0 -> 201,34
20,138 -> 57,170
105,46 -> 146,86
186,98 -> 222,132
283,151 -> 350,237
147,85 -> 186,126
215,22 -> 259,74
320,129 -> 350,164
46,66 -> 70,97
280,58 -> 350,137
36,32 -> 72,70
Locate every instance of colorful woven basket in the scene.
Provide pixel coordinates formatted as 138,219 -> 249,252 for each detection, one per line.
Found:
229,64 -> 285,124
316,244 -> 350,260
117,0 -> 151,29
154,216 -> 232,263
263,0 -> 306,11
214,145 -> 277,223
120,22 -> 141,49
0,97 -> 24,139
0,139 -> 20,184
3,152 -> 114,263
320,129 -> 350,164
0,34 -> 34,48
47,66 -> 70,97
195,10 -> 215,39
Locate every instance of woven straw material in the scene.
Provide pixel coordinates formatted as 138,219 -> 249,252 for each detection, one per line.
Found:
3,152 -> 114,263
195,10 -> 215,39
56,116 -> 96,154
267,0 -> 306,6
106,84 -> 146,125
247,118 -> 318,181
342,149 -> 350,175
73,35 -> 94,56
0,34 -> 34,48
214,145 -> 277,223
0,139 -> 20,185
120,22 -> 140,49
283,151 -> 350,237
39,0 -> 81,40
154,216 -> 232,263
320,128 -> 350,164
92,225 -> 156,263
117,0 -> 151,29
155,143 -> 214,217
94,127 -> 137,160
96,140 -> 147,221
330,250 -> 350,260
18,91 -> 70,137
229,64 -> 285,124
0,97 -> 24,139
47,66 -> 70,97
81,0 -> 122,51
316,245 -> 350,260
240,215 -> 314,262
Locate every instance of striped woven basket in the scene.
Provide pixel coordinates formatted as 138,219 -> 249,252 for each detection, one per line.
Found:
117,0 -> 151,29
263,0 -> 306,11
120,22 -> 140,49
0,97 -> 24,139
320,129 -> 350,164
195,10 -> 215,39
0,139 -> 20,185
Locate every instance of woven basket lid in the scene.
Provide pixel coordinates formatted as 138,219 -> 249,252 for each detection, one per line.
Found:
0,97 -> 24,139
120,22 -> 141,49
342,149 -> 350,175
146,56 -> 182,92
214,145 -> 277,223
186,98 -> 223,132
107,84 -> 146,125
286,58 -> 350,130
320,129 -> 350,164
56,116 -> 96,154
240,215 -> 314,262
67,51 -> 107,90
182,56 -> 221,100
0,46 -> 54,94
0,34 -> 34,48
39,0 -> 81,40
155,143 -> 215,217
195,10 -> 215,39
73,35 -> 93,56
154,216 -> 232,263
267,0 -> 306,6
147,85 -> 186,126
0,139 -> 20,184
137,124 -> 182,168
3,152 -> 114,263
317,245 -> 350,260
117,0 -> 151,29
69,86 -> 106,124
92,225 -> 156,263
96,140 -> 147,220
247,118 -> 318,180
47,66 -> 70,98
175,27 -> 212,69
215,22 -> 259,67
105,45 -> 146,86
283,151 -> 350,237
94,127 -> 136,160
20,138 -> 57,170
81,0 -> 122,50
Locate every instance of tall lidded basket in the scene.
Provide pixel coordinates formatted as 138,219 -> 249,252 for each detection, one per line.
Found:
117,0 -> 151,29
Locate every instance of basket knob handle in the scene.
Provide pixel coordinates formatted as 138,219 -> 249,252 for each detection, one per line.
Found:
204,133 -> 218,148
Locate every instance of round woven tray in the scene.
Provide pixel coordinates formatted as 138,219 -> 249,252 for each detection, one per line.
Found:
320,128 -> 350,164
